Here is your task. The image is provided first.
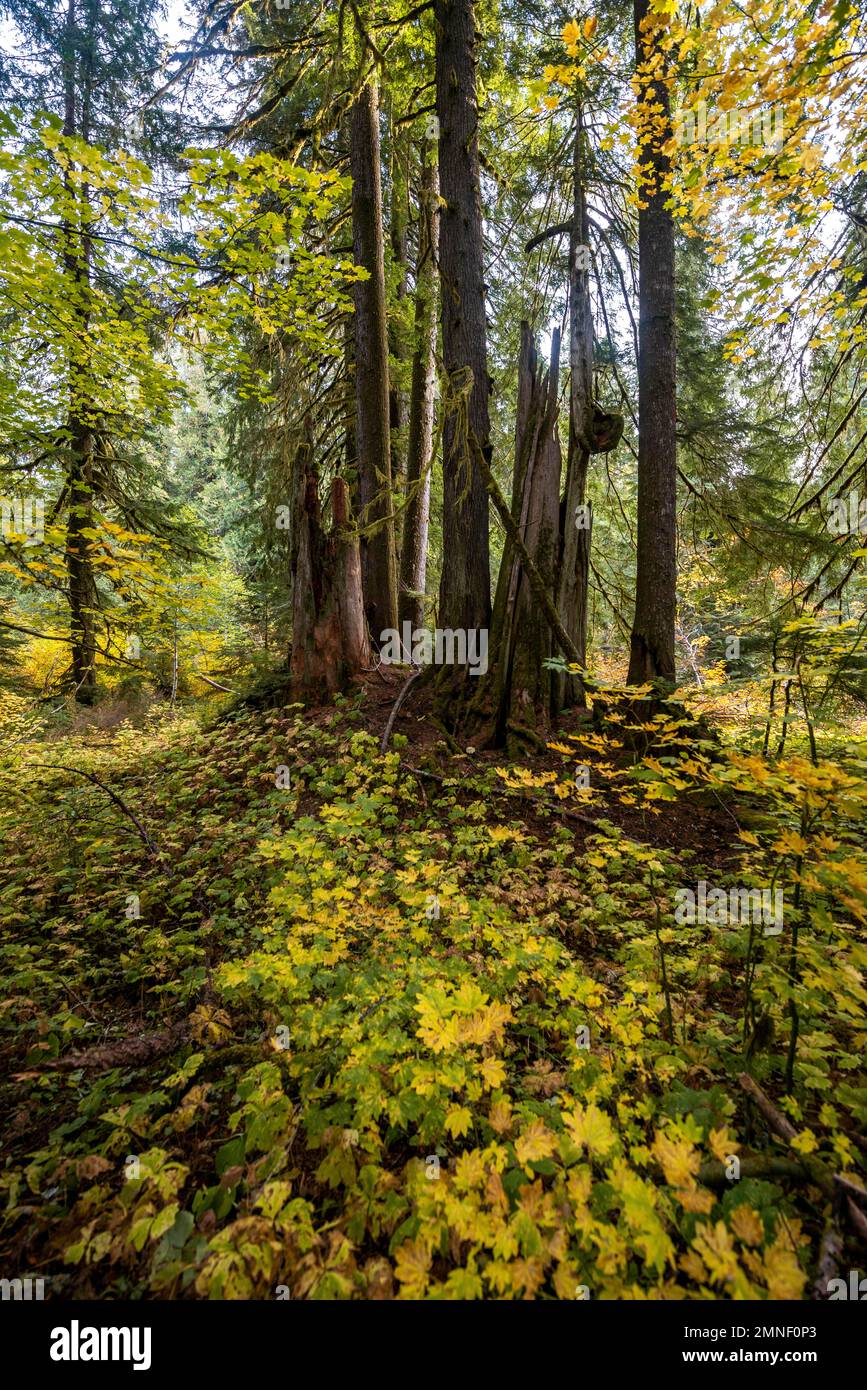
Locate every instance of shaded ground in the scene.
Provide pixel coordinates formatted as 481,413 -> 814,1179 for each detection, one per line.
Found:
0,677 -> 864,1300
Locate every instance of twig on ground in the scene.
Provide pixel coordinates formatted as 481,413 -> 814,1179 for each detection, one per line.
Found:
34,763 -> 160,856
380,668 -> 422,753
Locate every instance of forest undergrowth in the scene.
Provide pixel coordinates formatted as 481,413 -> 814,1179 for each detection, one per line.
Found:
0,669 -> 865,1300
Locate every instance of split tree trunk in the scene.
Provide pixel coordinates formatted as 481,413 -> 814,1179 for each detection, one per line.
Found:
435,0 -> 492,636
290,427 -> 371,699
487,324 -> 563,741
628,0 -> 677,686
555,108 -> 595,710
351,79 -> 398,641
399,150 -> 439,631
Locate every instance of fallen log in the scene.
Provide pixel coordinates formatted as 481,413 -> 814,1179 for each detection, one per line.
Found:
738,1072 -> 867,1242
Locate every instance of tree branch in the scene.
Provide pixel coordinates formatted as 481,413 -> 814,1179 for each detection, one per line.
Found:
34,764 -> 160,856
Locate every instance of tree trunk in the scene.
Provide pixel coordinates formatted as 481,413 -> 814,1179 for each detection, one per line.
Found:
388,119 -> 408,572
399,151 -> 439,631
489,277 -> 537,662
66,434 -> 98,701
351,80 -> 398,641
627,0 -> 677,686
290,427 -> 371,699
501,325 -> 562,736
435,0 -> 492,636
343,311 -> 357,506
555,108 -> 594,710
483,324 -> 562,743
62,0 -> 97,704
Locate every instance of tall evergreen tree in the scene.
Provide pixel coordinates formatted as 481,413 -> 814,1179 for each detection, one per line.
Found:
0,0 -> 180,699
627,0 -> 677,686
435,0 -> 492,639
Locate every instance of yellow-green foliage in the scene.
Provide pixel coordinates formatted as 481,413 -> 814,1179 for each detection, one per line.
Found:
0,696 -> 864,1299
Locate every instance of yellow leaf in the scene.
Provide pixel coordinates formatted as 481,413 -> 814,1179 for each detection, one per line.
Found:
709,1126 -> 738,1164
488,1099 -> 513,1135
453,1149 -> 486,1190
763,1241 -> 806,1300
731,1205 -> 764,1246
515,1120 -> 557,1166
791,1129 -> 818,1155
773,829 -> 808,856
653,1130 -> 701,1189
394,1239 -> 431,1296
564,1102 -> 617,1158
445,1105 -> 472,1139
692,1221 -> 740,1285
480,1056 -> 506,1090
677,1186 -> 715,1214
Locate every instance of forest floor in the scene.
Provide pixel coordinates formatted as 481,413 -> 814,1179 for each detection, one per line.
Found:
0,673 -> 865,1300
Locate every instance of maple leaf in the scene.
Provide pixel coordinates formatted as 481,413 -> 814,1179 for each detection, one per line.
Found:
445,1105 -> 473,1139
652,1130 -> 701,1188
762,1242 -> 806,1300
563,1102 -> 618,1158
677,1186 -> 715,1214
189,1004 -> 233,1044
524,1059 -> 565,1097
791,1129 -> 819,1155
488,1099 -> 514,1135
394,1239 -> 431,1297
480,1055 -> 507,1090
485,1168 -> 508,1212
731,1205 -> 764,1247
773,829 -> 808,856
680,1249 -> 708,1284
692,1221 -> 740,1286
514,1120 -> 557,1167
708,1126 -> 739,1163
444,1264 -> 483,1298
453,1149 -> 486,1191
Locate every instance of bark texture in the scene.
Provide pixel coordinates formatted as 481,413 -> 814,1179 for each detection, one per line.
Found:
66,437 -> 98,701
62,0 -> 97,702
435,0 -> 492,635
627,0 -> 677,686
487,325 -> 563,740
290,428 -> 371,699
399,152 -> 439,631
388,122 -> 408,570
351,80 -> 398,641
555,110 -> 595,710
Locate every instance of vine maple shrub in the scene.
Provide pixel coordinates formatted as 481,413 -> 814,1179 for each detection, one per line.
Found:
0,675 -> 864,1299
